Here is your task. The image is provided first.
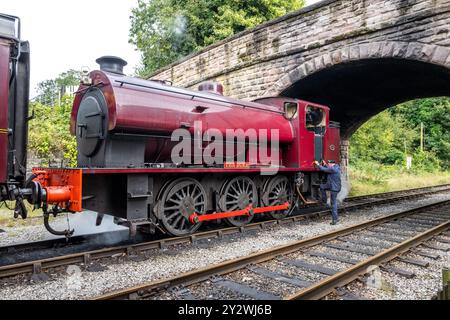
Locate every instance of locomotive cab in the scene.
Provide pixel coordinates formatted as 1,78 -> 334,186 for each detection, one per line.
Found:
255,97 -> 341,201
254,98 -> 340,170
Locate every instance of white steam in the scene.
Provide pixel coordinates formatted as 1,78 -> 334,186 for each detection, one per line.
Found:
338,175 -> 352,204
325,175 -> 351,206
66,211 -> 128,245
172,14 -> 187,36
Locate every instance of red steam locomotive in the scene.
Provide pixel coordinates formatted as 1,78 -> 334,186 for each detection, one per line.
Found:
0,14 -> 340,237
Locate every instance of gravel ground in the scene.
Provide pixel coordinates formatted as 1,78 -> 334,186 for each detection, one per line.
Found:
0,192 -> 449,300
0,212 -> 126,246
340,237 -> 450,300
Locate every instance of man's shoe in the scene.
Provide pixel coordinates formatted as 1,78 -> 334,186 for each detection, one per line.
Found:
330,220 -> 338,225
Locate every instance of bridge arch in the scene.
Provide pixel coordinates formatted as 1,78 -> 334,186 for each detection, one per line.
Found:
264,41 -> 450,139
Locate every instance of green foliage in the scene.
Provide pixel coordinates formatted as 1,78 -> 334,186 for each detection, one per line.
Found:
390,97 -> 450,169
350,97 -> 449,178
28,96 -> 77,167
350,111 -> 416,165
130,0 -> 305,76
36,70 -> 81,106
36,79 -> 58,106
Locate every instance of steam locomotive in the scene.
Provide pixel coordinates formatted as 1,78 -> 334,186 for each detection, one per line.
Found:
0,14 -> 340,237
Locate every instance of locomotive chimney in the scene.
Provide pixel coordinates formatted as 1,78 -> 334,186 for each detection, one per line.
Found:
96,56 -> 127,75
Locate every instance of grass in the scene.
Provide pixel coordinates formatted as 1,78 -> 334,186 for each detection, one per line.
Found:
0,203 -> 43,227
349,168 -> 450,196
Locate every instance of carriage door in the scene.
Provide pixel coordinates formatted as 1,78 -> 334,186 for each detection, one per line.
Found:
306,106 -> 327,162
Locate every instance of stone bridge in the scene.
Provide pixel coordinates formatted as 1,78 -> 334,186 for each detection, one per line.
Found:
151,0 -> 450,170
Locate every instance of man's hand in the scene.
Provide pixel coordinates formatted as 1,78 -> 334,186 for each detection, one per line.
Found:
313,161 -> 320,167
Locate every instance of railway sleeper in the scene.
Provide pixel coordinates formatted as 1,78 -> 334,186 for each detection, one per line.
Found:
381,266 -> 415,279
30,262 -> 50,282
308,251 -> 358,265
402,218 -> 442,227
389,220 -> 432,229
170,286 -> 197,300
323,243 -> 377,256
247,266 -> 312,288
364,232 -> 404,243
397,256 -> 430,268
279,258 -> 339,276
335,288 -> 365,300
435,236 -> 450,244
337,237 -> 390,249
368,227 -> 414,238
412,249 -> 440,260
421,243 -> 450,252
210,277 -> 280,300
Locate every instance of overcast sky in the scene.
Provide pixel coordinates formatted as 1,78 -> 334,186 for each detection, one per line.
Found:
2,0 -> 321,97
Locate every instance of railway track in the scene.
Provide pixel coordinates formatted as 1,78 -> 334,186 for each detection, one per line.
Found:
94,199 -> 450,300
0,184 -> 449,280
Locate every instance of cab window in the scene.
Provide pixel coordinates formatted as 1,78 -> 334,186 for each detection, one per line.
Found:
306,106 -> 326,133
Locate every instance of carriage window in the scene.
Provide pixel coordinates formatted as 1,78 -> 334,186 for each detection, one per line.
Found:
306,106 -> 326,132
284,102 -> 298,120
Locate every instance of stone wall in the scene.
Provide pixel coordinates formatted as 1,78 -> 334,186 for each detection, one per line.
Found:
151,0 -> 450,100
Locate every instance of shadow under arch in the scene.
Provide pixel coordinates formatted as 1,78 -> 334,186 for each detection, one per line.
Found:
280,58 -> 450,139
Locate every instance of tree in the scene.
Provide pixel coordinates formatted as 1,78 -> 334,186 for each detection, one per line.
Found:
390,97 -> 450,169
350,98 -> 448,173
130,0 -> 306,76
350,111 -> 416,166
28,96 -> 77,167
36,69 -> 82,106
36,79 -> 58,106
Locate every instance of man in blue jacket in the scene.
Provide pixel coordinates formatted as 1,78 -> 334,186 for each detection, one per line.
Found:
314,160 -> 342,225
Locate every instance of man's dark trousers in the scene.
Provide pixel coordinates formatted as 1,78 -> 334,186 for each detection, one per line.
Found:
320,186 -> 339,222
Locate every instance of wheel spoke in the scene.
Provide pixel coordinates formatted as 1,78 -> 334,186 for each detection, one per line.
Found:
191,186 -> 198,198
175,193 -> 183,201
164,205 -> 181,211
166,211 -> 180,221
169,196 -> 181,205
173,215 -> 183,229
180,218 -> 186,230
195,201 -> 205,208
237,180 -> 244,193
230,184 -> 239,195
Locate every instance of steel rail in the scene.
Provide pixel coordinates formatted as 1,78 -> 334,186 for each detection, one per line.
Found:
93,199 -> 450,300
287,221 -> 450,300
345,183 -> 450,202
1,186 -> 448,280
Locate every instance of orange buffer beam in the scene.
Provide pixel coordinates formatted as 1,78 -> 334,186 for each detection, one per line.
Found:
189,202 -> 290,224
32,168 -> 83,212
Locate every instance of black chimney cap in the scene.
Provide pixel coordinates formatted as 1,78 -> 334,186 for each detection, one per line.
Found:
96,56 -> 128,75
